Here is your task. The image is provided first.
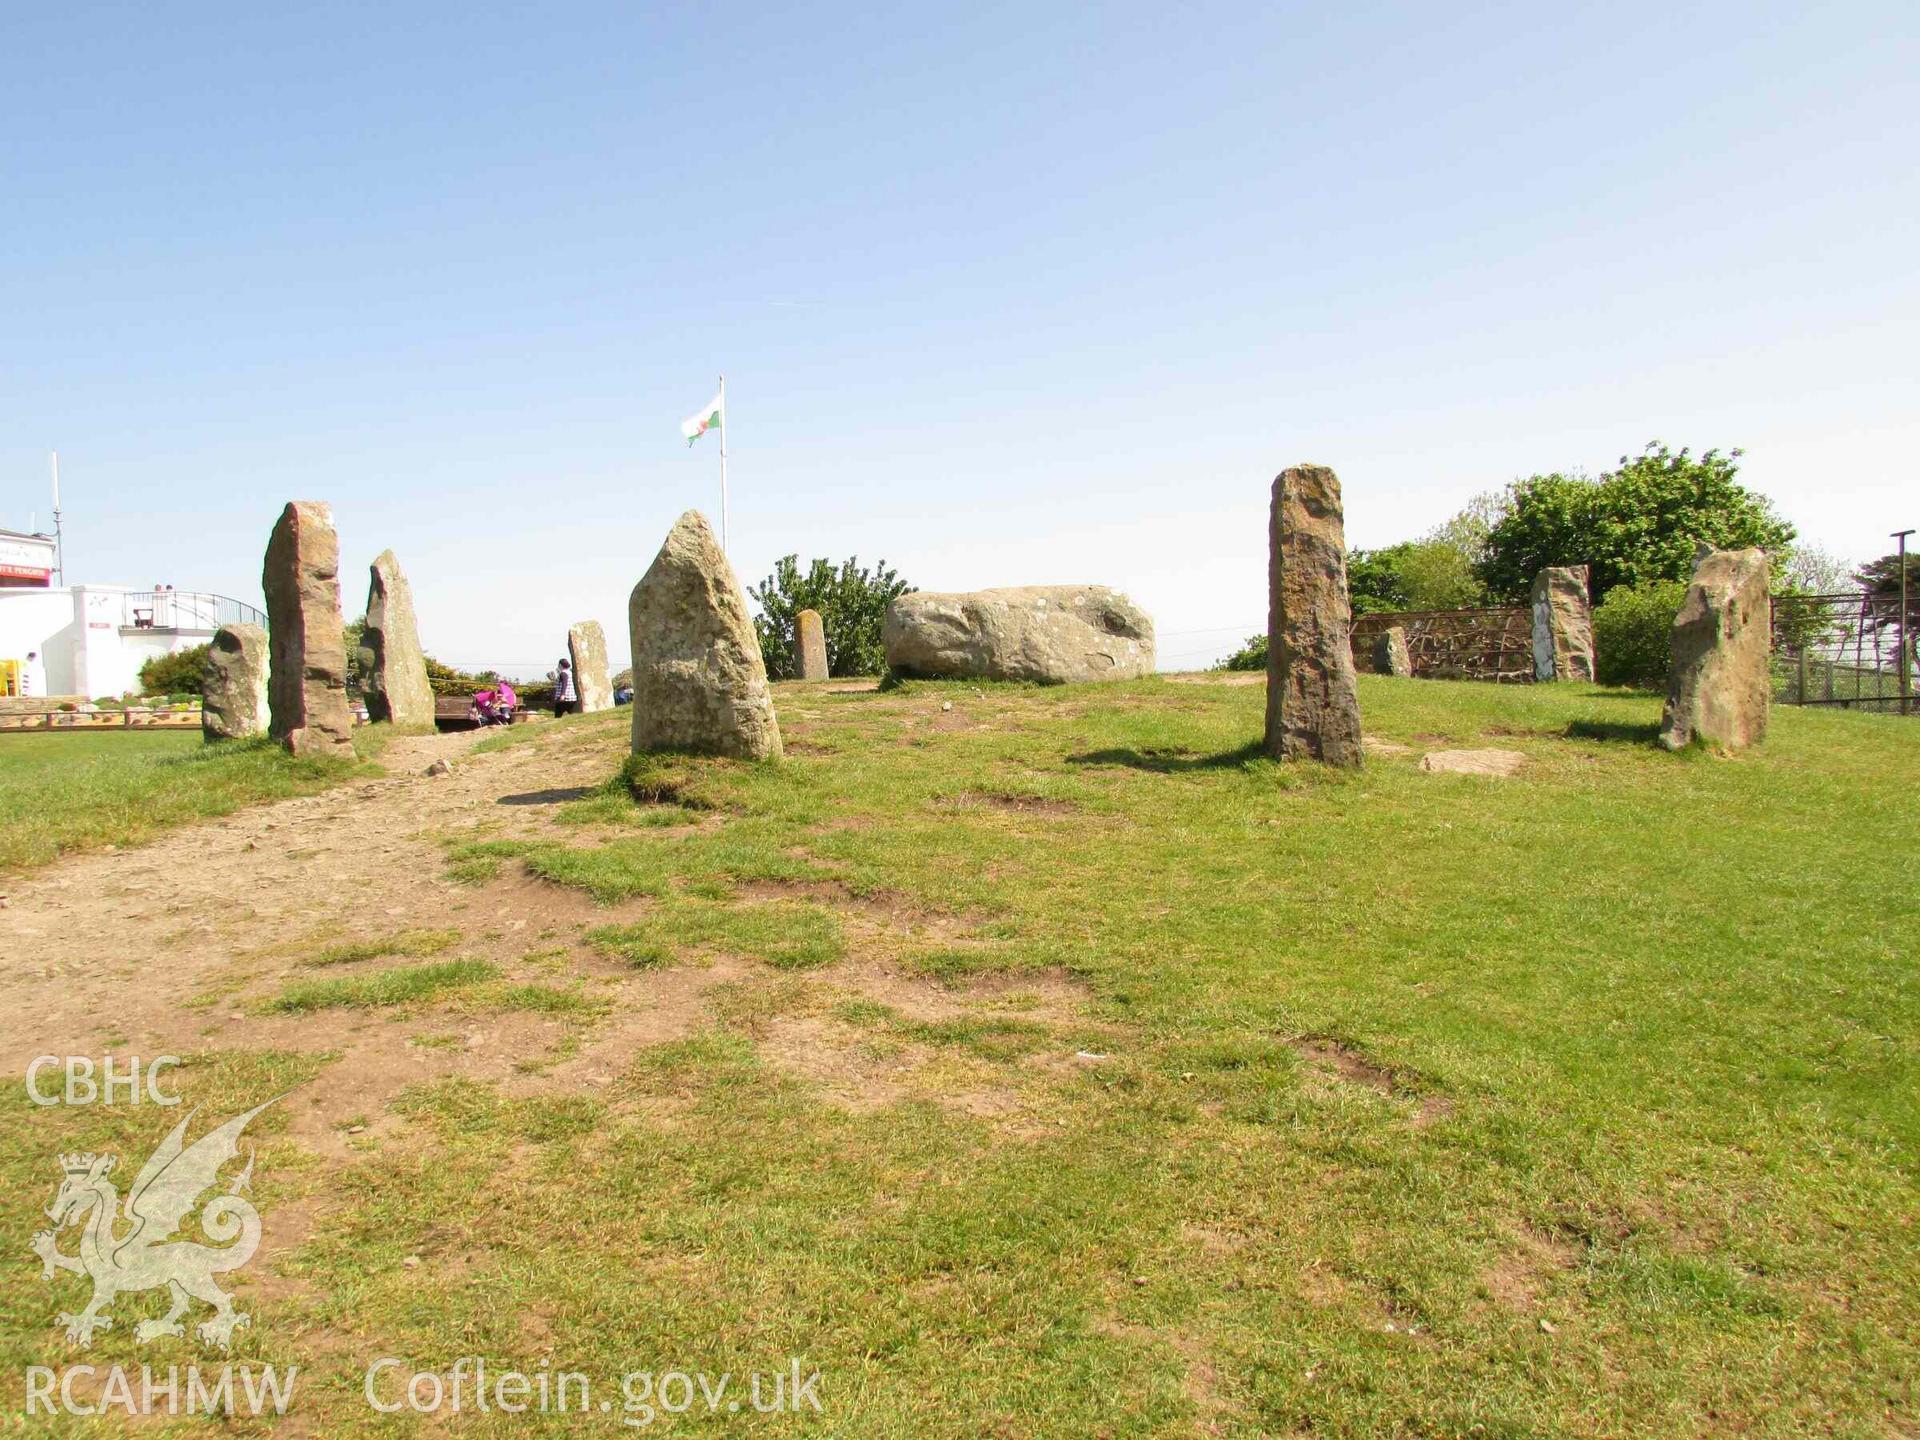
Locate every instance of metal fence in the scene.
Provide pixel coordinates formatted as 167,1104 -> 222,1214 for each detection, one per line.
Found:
1770,591 -> 1917,714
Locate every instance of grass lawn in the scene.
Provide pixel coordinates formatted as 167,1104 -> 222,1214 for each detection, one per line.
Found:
0,729 -> 370,874
1,677 -> 1914,1436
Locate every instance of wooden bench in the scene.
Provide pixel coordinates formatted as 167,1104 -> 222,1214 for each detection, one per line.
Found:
433,695 -> 534,731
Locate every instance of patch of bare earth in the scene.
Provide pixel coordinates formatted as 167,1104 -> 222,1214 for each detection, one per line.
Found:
947,790 -> 1080,816
1362,736 -> 1414,758
1482,1223 -> 1582,1316
1167,672 -> 1263,687
1289,1036 -> 1453,1127
2,713 -> 1108,1156
1093,1315 -> 1238,1432
744,925 -> 1100,1137
730,874 -> 994,949
0,724 -> 616,1074
1419,747 -> 1526,778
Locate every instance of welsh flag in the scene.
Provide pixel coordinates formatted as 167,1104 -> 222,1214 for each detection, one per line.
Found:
680,390 -> 723,446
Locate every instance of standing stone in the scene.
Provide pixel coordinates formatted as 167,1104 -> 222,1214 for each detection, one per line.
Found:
1264,464 -> 1363,766
1659,547 -> 1771,751
796,609 -> 829,680
361,550 -> 435,728
201,624 -> 269,741
1373,625 -> 1413,678
568,620 -> 613,712
628,510 -> 782,760
1531,565 -> 1596,682
263,501 -> 356,760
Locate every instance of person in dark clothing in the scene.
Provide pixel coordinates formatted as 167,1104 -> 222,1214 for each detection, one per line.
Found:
552,657 -> 580,717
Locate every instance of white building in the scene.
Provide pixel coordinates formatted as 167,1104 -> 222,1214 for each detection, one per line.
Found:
0,542 -> 266,699
0,528 -> 57,588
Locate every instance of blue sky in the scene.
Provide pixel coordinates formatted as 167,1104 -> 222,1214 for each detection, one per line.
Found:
3,2 -> 1915,673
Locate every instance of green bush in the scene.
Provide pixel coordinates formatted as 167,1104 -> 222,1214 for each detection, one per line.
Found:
1349,538 -> 1486,615
1593,579 -> 1689,689
424,655 -> 506,698
138,645 -> 210,697
1219,634 -> 1267,671
1479,442 -> 1794,602
750,555 -> 913,678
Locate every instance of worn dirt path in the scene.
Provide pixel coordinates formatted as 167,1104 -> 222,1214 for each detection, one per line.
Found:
0,703 -> 1092,1160
0,722 -> 647,1125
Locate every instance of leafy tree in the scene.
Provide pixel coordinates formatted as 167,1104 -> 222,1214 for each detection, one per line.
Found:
1433,491 -> 1505,569
1853,552 -> 1920,669
1347,545 -> 1415,615
1856,551 -> 1920,599
138,644 -> 210,696
344,617 -> 367,696
1781,545 -> 1855,596
1397,536 -> 1486,611
1478,443 -> 1795,603
749,556 -> 913,678
1348,535 -> 1485,615
1592,580 -> 1689,689
1219,633 -> 1267,671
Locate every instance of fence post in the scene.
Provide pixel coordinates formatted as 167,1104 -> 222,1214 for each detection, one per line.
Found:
1897,529 -> 1914,716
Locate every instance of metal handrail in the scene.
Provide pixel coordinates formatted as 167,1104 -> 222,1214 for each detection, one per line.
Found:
122,591 -> 266,631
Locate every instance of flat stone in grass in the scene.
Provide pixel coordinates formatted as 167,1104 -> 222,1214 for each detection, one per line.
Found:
263,500 -> 356,760
1532,565 -> 1596,682
201,624 -> 269,740
627,509 -> 782,760
1264,463 -> 1363,766
1419,748 -> 1525,777
796,608 -> 829,680
568,620 -> 613,712
361,549 -> 435,728
1660,546 -> 1771,751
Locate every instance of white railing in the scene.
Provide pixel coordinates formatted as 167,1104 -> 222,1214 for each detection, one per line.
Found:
122,591 -> 267,632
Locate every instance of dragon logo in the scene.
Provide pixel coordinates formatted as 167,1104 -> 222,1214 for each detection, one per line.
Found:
31,1097 -> 281,1350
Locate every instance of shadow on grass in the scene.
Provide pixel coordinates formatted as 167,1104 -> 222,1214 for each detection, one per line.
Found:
1566,719 -> 1662,745
497,787 -> 595,806
1067,742 -> 1267,773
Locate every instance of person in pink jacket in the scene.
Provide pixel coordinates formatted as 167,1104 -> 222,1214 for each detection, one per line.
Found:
469,682 -> 518,727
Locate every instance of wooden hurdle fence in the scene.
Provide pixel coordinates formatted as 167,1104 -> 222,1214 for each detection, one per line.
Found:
1350,607 -> 1535,683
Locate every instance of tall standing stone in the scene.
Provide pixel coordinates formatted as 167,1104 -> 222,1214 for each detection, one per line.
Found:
1659,547 -> 1771,751
263,501 -> 356,760
628,510 -> 782,760
201,624 -> 269,741
796,609 -> 829,680
1264,464 -> 1363,766
1531,565 -> 1596,682
568,620 -> 613,712
361,550 -> 435,728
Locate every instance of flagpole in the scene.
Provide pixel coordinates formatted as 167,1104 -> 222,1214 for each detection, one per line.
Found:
718,374 -> 729,553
